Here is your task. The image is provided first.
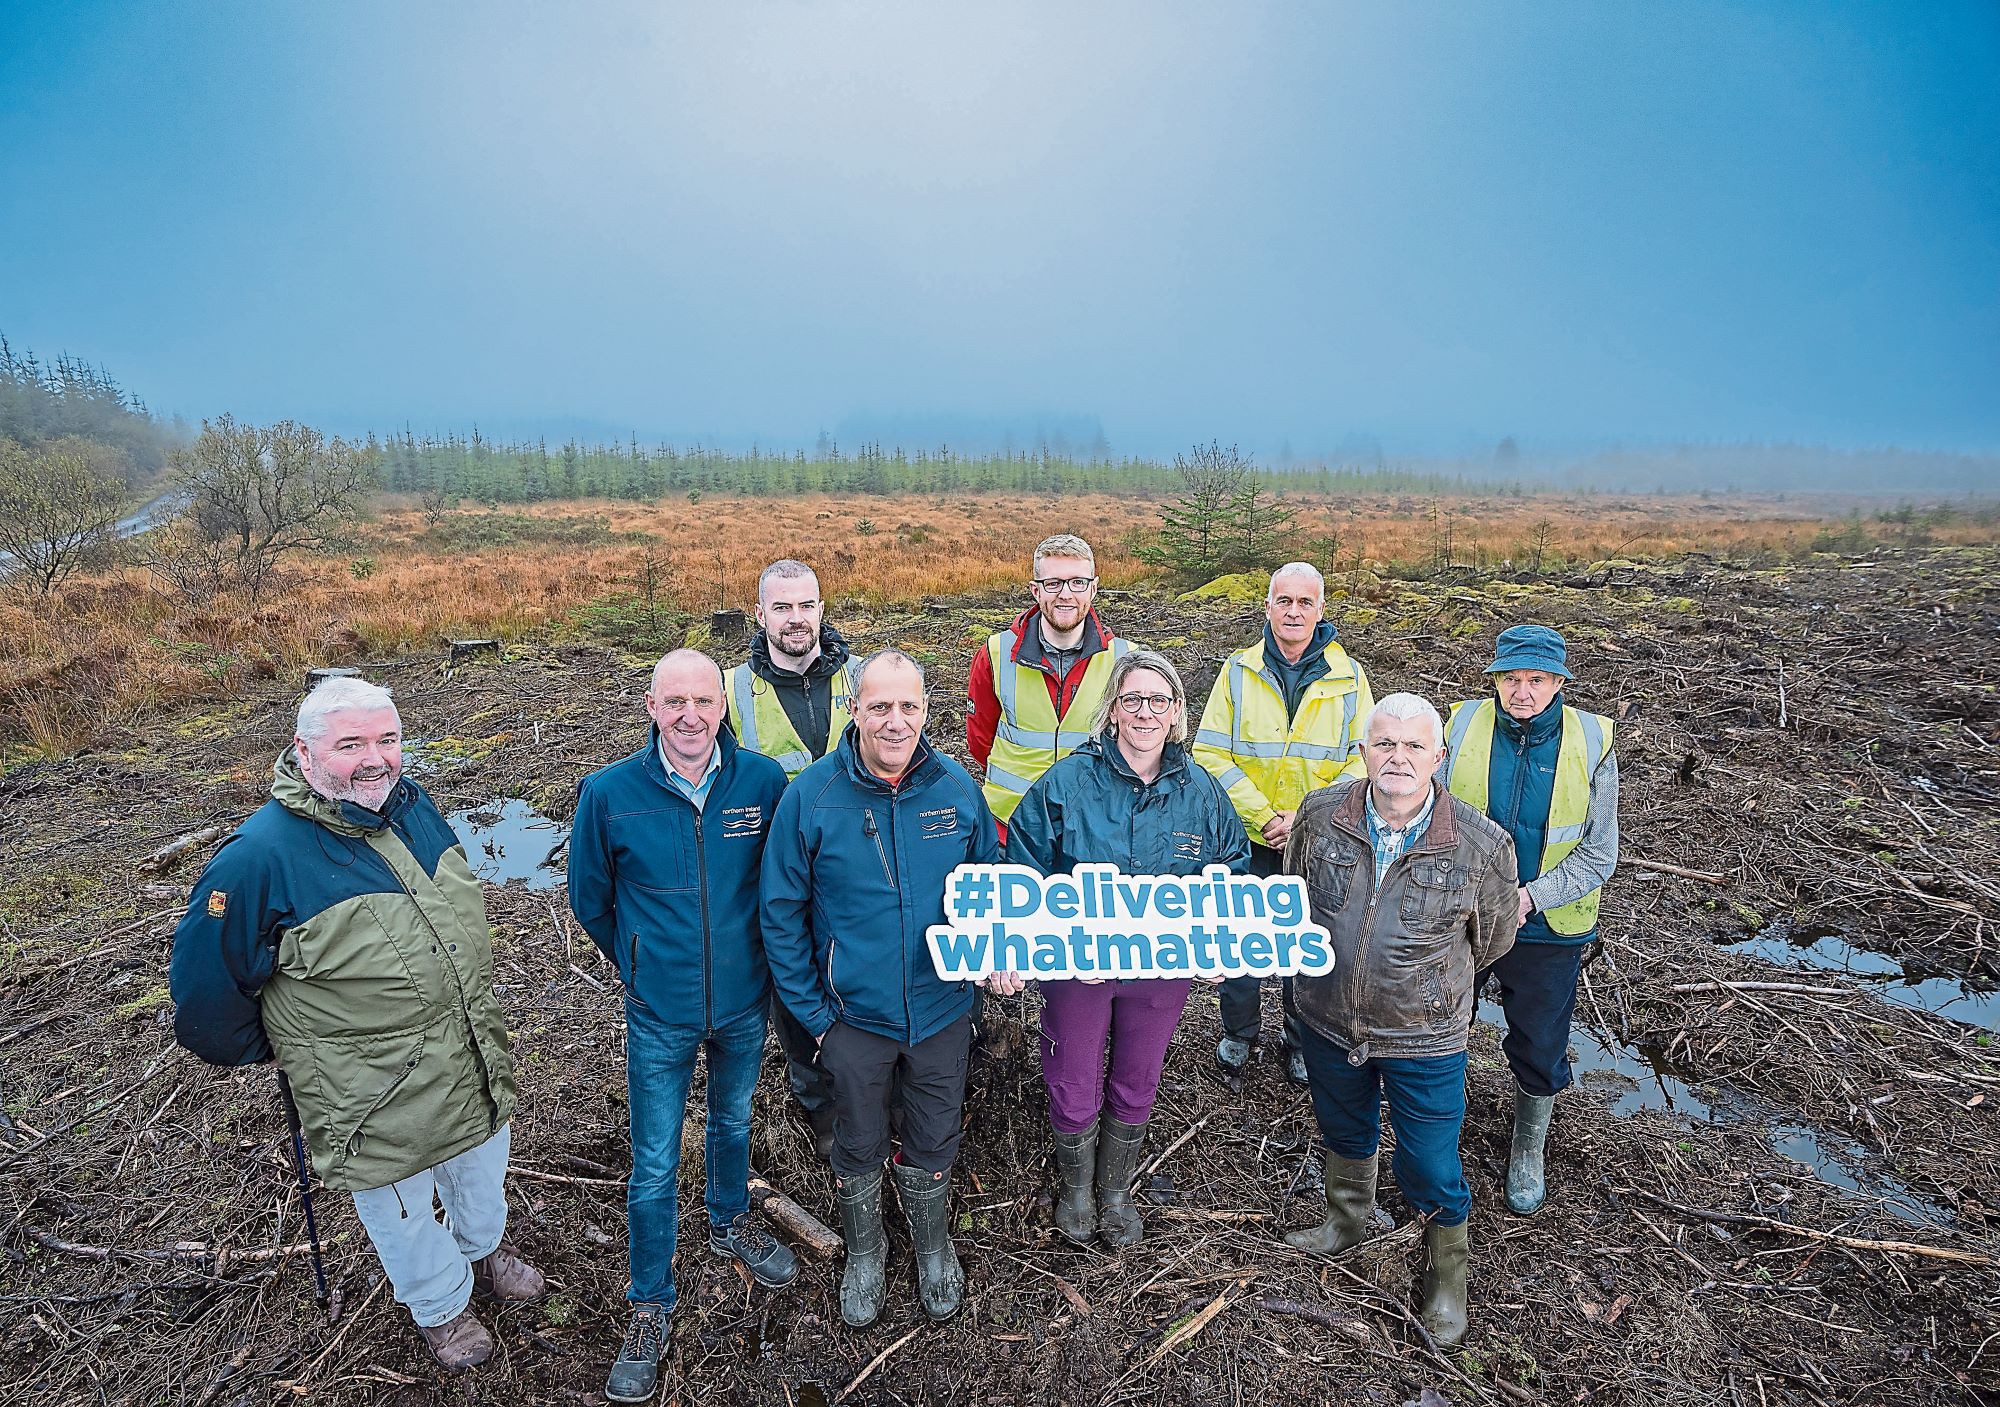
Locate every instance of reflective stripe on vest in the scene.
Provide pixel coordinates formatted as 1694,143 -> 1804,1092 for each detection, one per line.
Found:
1443,698 -> 1612,935
981,629 -> 1130,821
727,660 -> 856,780
1196,639 -> 1365,820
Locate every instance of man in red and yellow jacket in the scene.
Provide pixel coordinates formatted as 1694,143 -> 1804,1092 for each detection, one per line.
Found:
966,533 -> 1133,837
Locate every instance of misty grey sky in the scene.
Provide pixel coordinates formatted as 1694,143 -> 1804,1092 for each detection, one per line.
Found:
2,0 -> 1996,456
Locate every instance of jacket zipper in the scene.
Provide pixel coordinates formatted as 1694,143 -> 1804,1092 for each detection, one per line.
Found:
694,819 -> 713,1031
345,1040 -> 425,1155
383,838 -> 497,1129
864,810 -> 894,886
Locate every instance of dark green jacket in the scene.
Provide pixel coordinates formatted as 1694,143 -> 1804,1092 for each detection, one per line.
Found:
169,752 -> 516,1191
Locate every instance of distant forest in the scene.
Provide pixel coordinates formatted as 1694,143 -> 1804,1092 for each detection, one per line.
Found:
0,336 -> 182,485
365,429 -> 1495,503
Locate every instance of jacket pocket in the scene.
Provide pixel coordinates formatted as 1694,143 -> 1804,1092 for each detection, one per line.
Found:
1305,837 -> 1359,914
333,1030 -> 427,1162
1398,856 -> 1470,931
1415,957 -> 1455,1032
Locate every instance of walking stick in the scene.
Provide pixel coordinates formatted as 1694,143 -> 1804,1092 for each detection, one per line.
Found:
276,1070 -> 331,1308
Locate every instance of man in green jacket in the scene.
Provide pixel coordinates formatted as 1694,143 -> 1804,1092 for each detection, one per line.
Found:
170,676 -> 541,1371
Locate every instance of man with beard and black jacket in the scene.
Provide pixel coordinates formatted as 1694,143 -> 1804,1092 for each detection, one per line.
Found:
725,559 -> 859,1155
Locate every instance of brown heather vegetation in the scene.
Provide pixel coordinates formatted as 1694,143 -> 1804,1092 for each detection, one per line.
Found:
3,489 -> 1993,761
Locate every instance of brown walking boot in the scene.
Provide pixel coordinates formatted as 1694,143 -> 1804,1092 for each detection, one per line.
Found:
472,1239 -> 546,1301
416,1306 -> 493,1370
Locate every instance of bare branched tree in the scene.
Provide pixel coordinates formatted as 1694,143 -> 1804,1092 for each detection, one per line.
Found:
0,435 -> 130,595
146,416 -> 372,600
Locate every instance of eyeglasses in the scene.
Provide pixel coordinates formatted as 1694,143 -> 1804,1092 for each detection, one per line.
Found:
1115,692 -> 1176,715
1032,576 -> 1097,595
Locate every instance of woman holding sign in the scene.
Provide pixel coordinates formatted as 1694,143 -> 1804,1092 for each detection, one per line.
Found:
989,649 -> 1251,1248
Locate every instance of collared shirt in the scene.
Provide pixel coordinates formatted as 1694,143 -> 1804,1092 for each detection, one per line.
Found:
659,739 -> 722,811
1365,783 -> 1436,877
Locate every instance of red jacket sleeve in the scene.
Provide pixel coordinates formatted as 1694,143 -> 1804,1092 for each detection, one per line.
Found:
966,641 -> 999,770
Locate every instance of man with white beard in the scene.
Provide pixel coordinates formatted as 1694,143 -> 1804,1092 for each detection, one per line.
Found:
170,676 -> 539,1372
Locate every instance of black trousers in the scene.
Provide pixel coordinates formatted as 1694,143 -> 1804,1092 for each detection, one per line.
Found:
1476,940 -> 1590,1098
769,993 -> 835,1117
1219,841 -> 1304,1045
819,1015 -> 972,1179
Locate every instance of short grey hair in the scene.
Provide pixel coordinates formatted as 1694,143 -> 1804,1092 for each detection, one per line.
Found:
757,559 -> 819,605
1268,562 -> 1324,599
1089,648 -> 1190,745
1031,534 -> 1095,574
296,677 -> 397,742
854,648 -> 926,694
1364,692 -> 1444,748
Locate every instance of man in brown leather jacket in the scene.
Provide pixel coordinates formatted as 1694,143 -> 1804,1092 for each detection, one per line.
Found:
1280,691 -> 1520,1346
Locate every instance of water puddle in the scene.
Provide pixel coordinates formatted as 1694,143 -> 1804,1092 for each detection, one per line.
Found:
1721,924 -> 2000,1033
1477,999 -> 1953,1227
449,798 -> 568,890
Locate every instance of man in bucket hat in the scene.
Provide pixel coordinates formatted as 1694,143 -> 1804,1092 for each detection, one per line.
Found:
1442,625 -> 1620,1217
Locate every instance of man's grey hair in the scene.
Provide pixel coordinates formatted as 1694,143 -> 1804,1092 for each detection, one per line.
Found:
1089,648 -> 1191,746
757,558 -> 819,606
651,647 -> 724,692
854,648 -> 926,694
1268,562 -> 1325,600
1031,534 -> 1095,574
1364,692 -> 1444,748
296,677 -> 397,742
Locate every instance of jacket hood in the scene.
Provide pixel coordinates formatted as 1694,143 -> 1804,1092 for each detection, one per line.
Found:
272,747 -> 411,837
749,623 -> 852,687
1496,690 -> 1566,746
1077,732 -> 1193,786
1262,618 -> 1339,660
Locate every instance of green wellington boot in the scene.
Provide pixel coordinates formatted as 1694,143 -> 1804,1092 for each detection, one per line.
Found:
1094,1117 -> 1150,1248
1284,1151 -> 1379,1255
1418,1220 -> 1470,1346
834,1168 -> 888,1328
1050,1121 -> 1099,1245
1506,1087 -> 1556,1216
892,1160 -> 965,1321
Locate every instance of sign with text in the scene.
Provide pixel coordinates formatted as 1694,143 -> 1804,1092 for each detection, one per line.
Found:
927,863 -> 1336,982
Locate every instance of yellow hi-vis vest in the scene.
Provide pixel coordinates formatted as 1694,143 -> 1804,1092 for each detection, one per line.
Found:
1443,698 -> 1612,936
725,659 -> 857,780
1192,637 -> 1372,838
981,630 -> 1131,822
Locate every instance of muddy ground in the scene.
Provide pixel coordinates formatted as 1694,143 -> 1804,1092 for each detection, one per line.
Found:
2,545 -> 1996,1406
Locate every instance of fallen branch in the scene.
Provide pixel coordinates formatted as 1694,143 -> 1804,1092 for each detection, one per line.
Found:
1252,1296 -> 1368,1335
1613,1186 -> 1998,1267
748,1176 -> 843,1258
138,825 -> 229,874
838,1326 -> 920,1402
1631,857 -> 1729,885
1136,1115 -> 1209,1185
1135,1277 -> 1249,1373
1670,980 -> 1849,997
29,1229 -> 313,1268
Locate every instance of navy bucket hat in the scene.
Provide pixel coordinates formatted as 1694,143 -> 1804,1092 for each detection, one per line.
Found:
1485,624 -> 1571,678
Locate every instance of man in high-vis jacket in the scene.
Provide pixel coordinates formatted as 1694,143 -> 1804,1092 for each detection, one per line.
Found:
1444,624 -> 1619,1217
1193,562 -> 1374,1082
169,677 -> 541,1372
966,533 -> 1132,838
725,559 -> 859,1156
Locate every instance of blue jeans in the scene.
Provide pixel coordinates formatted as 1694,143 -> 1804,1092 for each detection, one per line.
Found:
625,1000 -> 767,1308
1477,941 -> 1588,1098
1295,1022 -> 1471,1227
351,1124 -> 511,1327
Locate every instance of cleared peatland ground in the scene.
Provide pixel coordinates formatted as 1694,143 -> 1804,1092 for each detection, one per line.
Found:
4,489 -> 1993,760
0,541 -> 1995,1406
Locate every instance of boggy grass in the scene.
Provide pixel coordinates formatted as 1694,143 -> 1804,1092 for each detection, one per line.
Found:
5,490 -> 1993,760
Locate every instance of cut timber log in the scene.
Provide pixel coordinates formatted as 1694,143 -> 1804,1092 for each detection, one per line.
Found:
139,824 -> 229,874
305,666 -> 361,687
449,639 -> 501,664
748,1176 -> 843,1258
